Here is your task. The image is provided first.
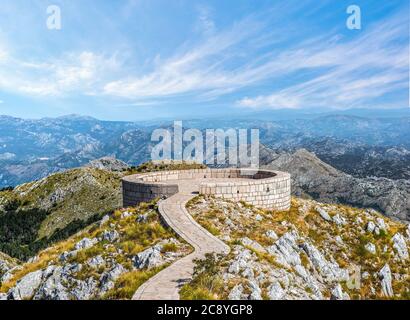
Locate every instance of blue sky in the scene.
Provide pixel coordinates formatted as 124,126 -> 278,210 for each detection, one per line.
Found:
0,0 -> 408,120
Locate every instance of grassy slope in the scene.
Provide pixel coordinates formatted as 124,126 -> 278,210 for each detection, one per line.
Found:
0,160 -> 204,261
0,201 -> 192,299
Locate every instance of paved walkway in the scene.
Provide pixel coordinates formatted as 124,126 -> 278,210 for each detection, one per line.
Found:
132,179 -> 230,300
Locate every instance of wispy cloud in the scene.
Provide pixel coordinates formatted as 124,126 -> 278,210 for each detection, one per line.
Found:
103,9 -> 408,109
236,12 -> 409,109
0,1 -> 407,112
0,50 -> 120,96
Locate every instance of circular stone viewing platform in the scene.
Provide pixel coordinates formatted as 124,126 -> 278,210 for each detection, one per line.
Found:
122,168 -> 291,211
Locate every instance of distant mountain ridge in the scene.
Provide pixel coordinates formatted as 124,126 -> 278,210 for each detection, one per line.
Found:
262,149 -> 410,222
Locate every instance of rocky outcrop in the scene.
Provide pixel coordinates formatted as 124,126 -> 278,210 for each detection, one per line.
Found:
392,233 -> 409,260
133,245 -> 164,270
87,157 -> 129,172
186,196 -> 410,300
378,264 -> 393,297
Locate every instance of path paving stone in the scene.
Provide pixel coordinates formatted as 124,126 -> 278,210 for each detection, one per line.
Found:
132,180 -> 230,300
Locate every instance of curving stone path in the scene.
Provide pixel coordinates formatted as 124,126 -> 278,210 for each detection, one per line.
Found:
132,179 -> 230,300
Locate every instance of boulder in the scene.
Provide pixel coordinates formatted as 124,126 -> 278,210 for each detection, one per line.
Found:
136,213 -> 149,223
267,231 -> 301,268
265,230 -> 278,241
71,278 -> 98,300
88,255 -> 105,269
121,211 -> 132,219
364,243 -> 376,255
33,266 -> 70,300
228,284 -> 244,300
375,218 -> 387,231
75,238 -> 97,250
378,264 -> 393,297
330,284 -> 350,300
7,270 -> 44,300
100,264 -> 127,292
248,280 -> 262,300
240,237 -> 266,253
228,248 -> 253,274
267,281 -> 285,300
316,207 -> 331,222
332,214 -> 346,226
102,230 -> 119,242
133,245 -> 164,269
99,215 -> 110,226
300,242 -> 348,283
392,233 -> 408,260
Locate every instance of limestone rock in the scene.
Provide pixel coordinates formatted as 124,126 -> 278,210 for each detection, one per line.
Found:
367,221 -> 376,233
248,280 -> 262,300
378,264 -> 393,297
265,230 -> 278,241
102,230 -> 119,242
365,243 -> 376,255
71,278 -> 98,300
316,207 -> 331,222
228,247 -> 253,274
228,284 -> 244,300
240,237 -> 266,253
100,264 -> 127,292
332,214 -> 346,226
75,238 -> 97,250
268,281 -> 285,300
267,231 -> 301,268
7,270 -> 43,300
121,211 -> 132,219
33,266 -> 70,300
136,213 -> 149,223
88,255 -> 105,269
133,245 -> 164,270
300,242 -> 348,283
330,284 -> 350,300
392,233 -> 408,260
375,218 -> 387,231
99,215 -> 110,226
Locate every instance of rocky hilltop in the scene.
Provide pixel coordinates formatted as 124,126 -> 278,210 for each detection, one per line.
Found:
182,196 -> 410,300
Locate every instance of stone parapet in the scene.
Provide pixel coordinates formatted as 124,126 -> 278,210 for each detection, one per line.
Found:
122,168 -> 291,210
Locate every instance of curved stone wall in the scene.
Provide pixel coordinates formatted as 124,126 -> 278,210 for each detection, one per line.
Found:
122,168 -> 291,210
